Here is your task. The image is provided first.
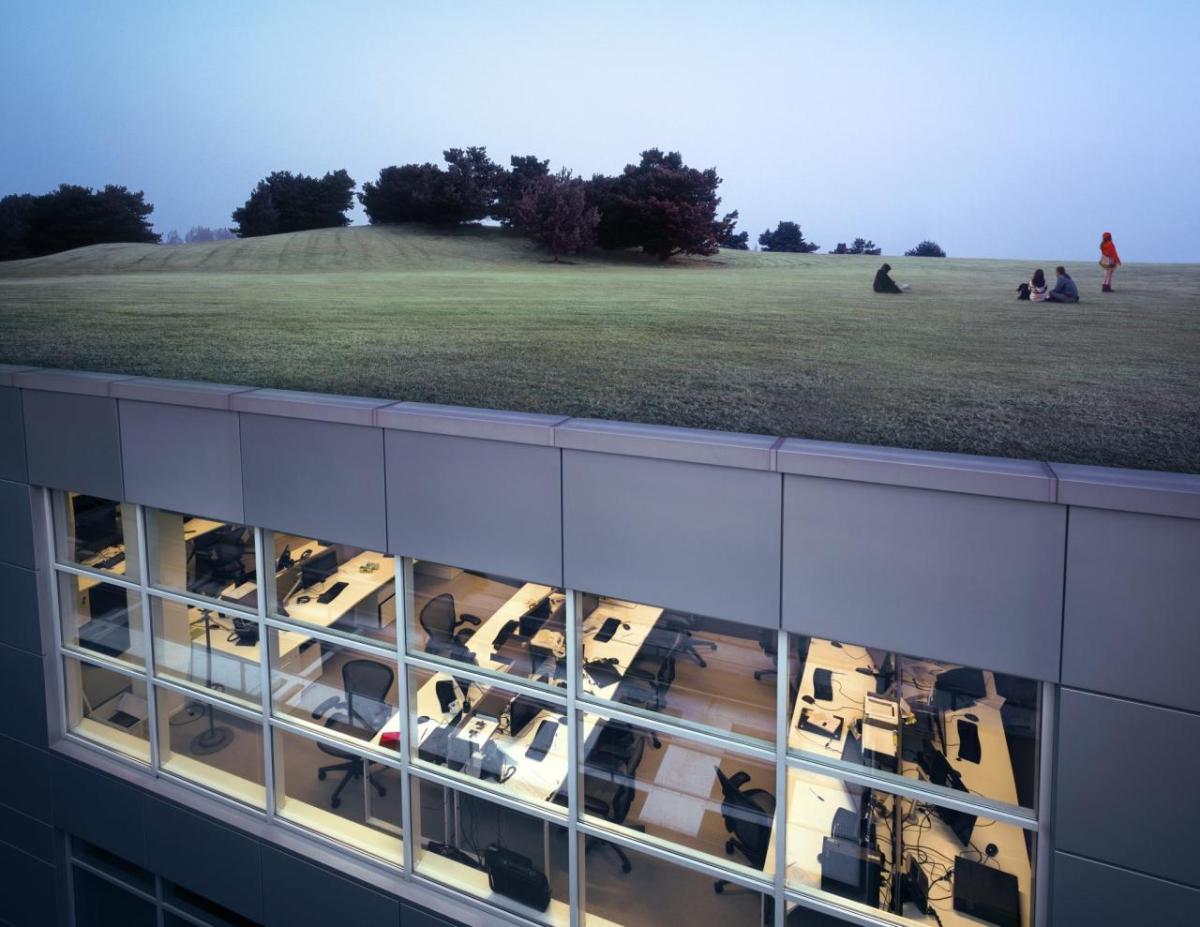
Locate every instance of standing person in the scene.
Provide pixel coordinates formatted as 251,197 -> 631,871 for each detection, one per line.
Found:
873,262 -> 904,293
1099,231 -> 1121,292
1029,268 -> 1050,302
1049,266 -> 1080,303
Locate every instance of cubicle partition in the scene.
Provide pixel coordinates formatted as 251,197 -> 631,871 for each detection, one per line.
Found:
0,362 -> 1198,927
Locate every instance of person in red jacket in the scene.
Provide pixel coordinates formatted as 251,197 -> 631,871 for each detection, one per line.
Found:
1099,231 -> 1121,292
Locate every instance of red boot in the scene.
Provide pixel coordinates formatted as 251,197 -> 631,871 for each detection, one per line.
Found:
1102,284 -> 1113,292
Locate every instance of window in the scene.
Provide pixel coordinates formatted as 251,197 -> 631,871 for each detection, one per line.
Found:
146,509 -> 257,607
150,597 -> 263,708
576,593 -> 777,744
787,635 -> 1041,810
64,656 -> 150,763
408,559 -> 568,692
53,491 -> 139,580
59,574 -> 145,668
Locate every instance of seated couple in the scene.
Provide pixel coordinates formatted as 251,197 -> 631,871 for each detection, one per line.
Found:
1018,266 -> 1079,303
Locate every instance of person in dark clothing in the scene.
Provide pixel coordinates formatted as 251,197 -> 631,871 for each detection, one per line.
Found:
873,263 -> 903,293
1048,266 -> 1080,303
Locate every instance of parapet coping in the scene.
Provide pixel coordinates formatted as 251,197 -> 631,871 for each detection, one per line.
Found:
4,364 -> 1198,517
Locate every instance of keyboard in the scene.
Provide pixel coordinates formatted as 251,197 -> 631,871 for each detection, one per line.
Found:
318,581 -> 349,604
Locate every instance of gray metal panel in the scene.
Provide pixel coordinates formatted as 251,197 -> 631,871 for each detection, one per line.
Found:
261,846 -> 399,927
377,401 -> 566,445
0,364 -> 38,387
1056,689 -> 1200,887
1052,462 -> 1200,520
0,644 -> 48,748
146,797 -> 263,922
21,390 -> 123,500
0,734 -> 52,825
0,841 -> 56,927
562,450 -> 781,628
50,756 -> 147,868
119,400 -> 244,523
0,563 -> 40,655
0,804 -> 53,862
1052,852 -> 1200,927
782,475 -> 1065,681
0,387 -> 26,483
402,905 -> 458,927
0,480 -> 34,570
557,417 -> 777,469
232,388 -> 393,425
386,430 -> 562,584
777,438 -> 1055,502
11,368 -> 130,396
1063,507 -> 1200,711
240,412 -> 387,551
110,377 -> 253,409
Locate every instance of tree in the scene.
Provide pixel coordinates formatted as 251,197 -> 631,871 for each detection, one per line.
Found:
0,193 -> 35,261
494,154 -> 550,226
231,169 -> 355,237
440,146 -> 503,224
360,147 -> 501,225
513,169 -> 599,260
830,242 -> 850,254
758,220 -> 819,253
185,226 -> 236,242
0,184 -> 159,259
359,163 -> 443,224
163,229 -> 184,245
905,240 -> 946,257
849,237 -> 878,255
718,210 -> 749,250
590,149 -> 732,260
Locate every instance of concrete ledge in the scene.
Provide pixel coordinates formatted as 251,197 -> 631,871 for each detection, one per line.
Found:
11,368 -> 132,396
555,418 -> 778,470
1051,463 -> 1200,520
377,401 -> 567,446
0,363 -> 39,387
777,438 -> 1056,502
230,388 -> 393,426
112,377 -> 254,410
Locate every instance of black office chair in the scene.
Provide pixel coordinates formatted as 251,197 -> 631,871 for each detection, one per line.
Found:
754,627 -> 777,682
614,655 -> 672,748
190,527 -> 254,596
713,767 -> 776,893
313,660 -> 396,808
583,725 -> 648,873
649,612 -> 718,667
418,593 -> 482,659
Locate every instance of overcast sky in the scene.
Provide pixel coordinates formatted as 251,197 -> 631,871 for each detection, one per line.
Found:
2,1 -> 1197,261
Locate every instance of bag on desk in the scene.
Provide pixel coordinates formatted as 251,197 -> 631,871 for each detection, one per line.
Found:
485,844 -> 551,911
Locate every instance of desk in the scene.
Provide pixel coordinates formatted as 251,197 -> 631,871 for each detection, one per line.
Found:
789,639 -> 880,761
278,548 -> 396,634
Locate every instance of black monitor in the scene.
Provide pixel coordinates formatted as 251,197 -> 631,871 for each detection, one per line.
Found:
73,496 -> 120,560
300,548 -> 339,589
819,836 -> 883,908
933,666 -> 987,711
953,856 -> 1020,927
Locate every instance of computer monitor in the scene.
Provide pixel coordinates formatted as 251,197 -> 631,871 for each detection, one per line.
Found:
933,666 -> 987,711
300,548 -> 339,589
953,856 -> 1020,927
580,593 -> 601,620
73,495 -> 120,560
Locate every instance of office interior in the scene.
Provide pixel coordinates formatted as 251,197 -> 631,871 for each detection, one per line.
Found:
56,492 -> 1042,927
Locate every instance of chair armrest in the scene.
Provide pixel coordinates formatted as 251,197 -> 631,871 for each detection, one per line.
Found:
458,613 -> 482,627
312,695 -> 343,721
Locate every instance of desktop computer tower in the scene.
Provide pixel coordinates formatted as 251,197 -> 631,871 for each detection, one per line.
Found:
818,836 -> 883,909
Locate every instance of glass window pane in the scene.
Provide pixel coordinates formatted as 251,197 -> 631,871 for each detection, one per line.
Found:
157,686 -> 266,808
273,725 -> 403,863
73,867 -> 156,927
408,667 -> 568,813
787,635 -> 1041,810
583,836 -> 770,926
408,560 -> 567,691
269,632 -> 397,752
412,776 -> 570,925
784,766 -> 1034,925
151,597 -> 262,707
578,593 -> 776,744
147,509 -> 257,607
579,711 -> 775,874
59,575 -> 145,668
64,657 -> 150,763
54,491 -> 140,581
266,532 -> 397,646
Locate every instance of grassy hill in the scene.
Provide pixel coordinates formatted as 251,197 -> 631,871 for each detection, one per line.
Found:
1,225 -> 1198,472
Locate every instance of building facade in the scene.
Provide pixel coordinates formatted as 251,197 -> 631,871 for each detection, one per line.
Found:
0,363 -> 1197,927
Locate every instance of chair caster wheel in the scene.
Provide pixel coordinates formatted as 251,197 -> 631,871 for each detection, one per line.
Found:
331,798 -> 341,809
317,771 -> 326,780
714,882 -> 725,894
621,861 -> 631,874
378,787 -> 387,797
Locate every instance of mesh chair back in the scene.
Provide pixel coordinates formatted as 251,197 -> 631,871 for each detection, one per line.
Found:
343,659 -> 395,732
420,593 -> 458,641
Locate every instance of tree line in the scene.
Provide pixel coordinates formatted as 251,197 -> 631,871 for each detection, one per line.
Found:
0,149 -> 947,261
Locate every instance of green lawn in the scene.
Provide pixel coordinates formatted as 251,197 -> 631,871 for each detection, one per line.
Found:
1,225 -> 1198,472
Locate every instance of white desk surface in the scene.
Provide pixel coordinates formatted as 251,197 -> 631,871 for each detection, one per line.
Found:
789,638 -> 879,759
280,548 -> 396,631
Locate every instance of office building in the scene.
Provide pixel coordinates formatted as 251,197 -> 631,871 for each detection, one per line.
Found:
0,364 -> 1197,927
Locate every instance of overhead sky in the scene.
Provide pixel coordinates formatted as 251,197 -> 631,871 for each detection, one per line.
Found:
2,1 -> 1197,261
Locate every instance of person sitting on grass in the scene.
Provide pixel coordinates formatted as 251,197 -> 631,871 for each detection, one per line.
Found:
1029,268 -> 1050,302
1048,266 -> 1080,303
873,263 -> 905,293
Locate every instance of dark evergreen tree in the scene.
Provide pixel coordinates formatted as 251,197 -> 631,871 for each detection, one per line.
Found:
718,210 -> 749,249
359,163 -> 443,224
440,146 -> 503,223
905,239 -> 946,257
513,169 -> 599,260
231,170 -> 355,237
360,147 -> 501,225
849,237 -> 878,254
231,183 -> 280,237
0,193 -> 35,260
758,220 -> 819,253
2,184 -> 160,259
830,242 -> 850,254
493,154 -> 550,226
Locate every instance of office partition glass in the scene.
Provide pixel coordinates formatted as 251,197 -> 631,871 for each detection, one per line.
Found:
784,765 -> 1035,926
264,531 -> 397,646
64,657 -> 151,763
582,836 -> 771,926
145,508 -> 257,607
150,596 -> 262,707
272,725 -> 404,862
53,491 -> 140,581
576,593 -> 777,744
269,633 -> 398,753
578,710 -> 775,875
412,776 -> 571,926
407,666 -> 569,813
156,685 -> 266,808
407,559 -> 567,691
58,574 -> 145,668
787,634 -> 1042,811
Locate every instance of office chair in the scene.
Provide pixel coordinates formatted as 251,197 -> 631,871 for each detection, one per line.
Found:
614,655 -> 672,748
583,725 -> 648,873
314,659 -> 396,808
418,593 -> 482,659
754,627 -> 777,682
649,612 -> 718,668
713,767 -> 776,894
190,527 -> 254,596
